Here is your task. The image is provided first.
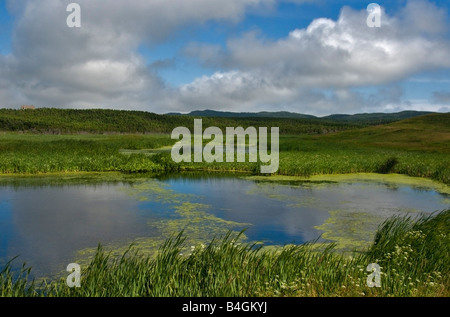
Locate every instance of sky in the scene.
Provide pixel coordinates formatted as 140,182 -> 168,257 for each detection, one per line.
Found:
0,0 -> 449,116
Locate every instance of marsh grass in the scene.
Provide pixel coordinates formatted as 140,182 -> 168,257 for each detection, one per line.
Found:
0,257 -> 38,297
1,210 -> 448,297
0,134 -> 174,174
365,210 -> 450,296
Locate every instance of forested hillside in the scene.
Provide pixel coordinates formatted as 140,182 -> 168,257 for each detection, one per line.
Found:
0,108 -> 361,134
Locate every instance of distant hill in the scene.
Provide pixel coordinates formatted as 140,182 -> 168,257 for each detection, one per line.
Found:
0,107 -> 442,134
323,111 -> 434,124
0,108 -> 354,134
183,110 -> 317,119
169,109 -> 434,125
326,113 -> 450,153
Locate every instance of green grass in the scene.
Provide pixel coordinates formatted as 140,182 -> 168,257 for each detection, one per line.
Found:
0,133 -> 174,174
0,113 -> 448,184
1,209 -> 448,297
175,113 -> 450,184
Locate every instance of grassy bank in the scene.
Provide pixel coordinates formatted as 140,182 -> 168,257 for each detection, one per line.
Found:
1,209 -> 448,297
0,133 -> 173,174
0,134 -> 448,184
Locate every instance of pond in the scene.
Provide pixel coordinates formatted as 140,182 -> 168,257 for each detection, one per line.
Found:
0,173 -> 448,278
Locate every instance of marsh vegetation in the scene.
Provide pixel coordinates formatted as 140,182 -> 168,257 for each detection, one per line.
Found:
1,210 -> 448,297
0,109 -> 448,297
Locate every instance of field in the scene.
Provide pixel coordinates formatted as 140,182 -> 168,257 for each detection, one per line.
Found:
0,109 -> 449,297
0,112 -> 448,184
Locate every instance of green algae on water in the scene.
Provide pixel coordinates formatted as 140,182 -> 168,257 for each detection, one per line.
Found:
74,179 -> 251,268
245,173 -> 450,195
314,209 -> 383,252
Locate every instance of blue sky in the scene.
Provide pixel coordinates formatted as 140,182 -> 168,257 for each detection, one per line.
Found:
0,2 -> 13,55
0,0 -> 449,115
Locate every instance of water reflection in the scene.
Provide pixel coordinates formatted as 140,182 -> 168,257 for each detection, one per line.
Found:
0,174 -> 448,278
163,175 -> 449,245
0,184 -> 144,276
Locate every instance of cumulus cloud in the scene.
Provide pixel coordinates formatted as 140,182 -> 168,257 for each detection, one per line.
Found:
180,0 -> 450,114
0,0 -> 449,115
0,0 -> 264,109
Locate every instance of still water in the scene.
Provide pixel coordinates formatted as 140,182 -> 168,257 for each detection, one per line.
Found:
0,173 -> 448,277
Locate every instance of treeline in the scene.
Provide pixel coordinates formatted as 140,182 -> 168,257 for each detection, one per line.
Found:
0,108 -> 368,134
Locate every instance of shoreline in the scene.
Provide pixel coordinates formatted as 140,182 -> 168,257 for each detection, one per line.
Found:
0,170 -> 448,194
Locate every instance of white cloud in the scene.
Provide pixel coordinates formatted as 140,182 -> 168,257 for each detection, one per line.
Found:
0,0 -> 449,115
1,0 -> 264,109
179,0 -> 450,114
379,100 -> 449,113
178,70 -> 299,111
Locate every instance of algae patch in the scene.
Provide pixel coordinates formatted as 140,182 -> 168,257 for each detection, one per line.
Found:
314,209 -> 383,252
245,173 -> 450,195
121,179 -> 193,204
153,202 -> 250,247
245,182 -> 317,208
74,179 -> 251,266
243,173 -> 449,251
